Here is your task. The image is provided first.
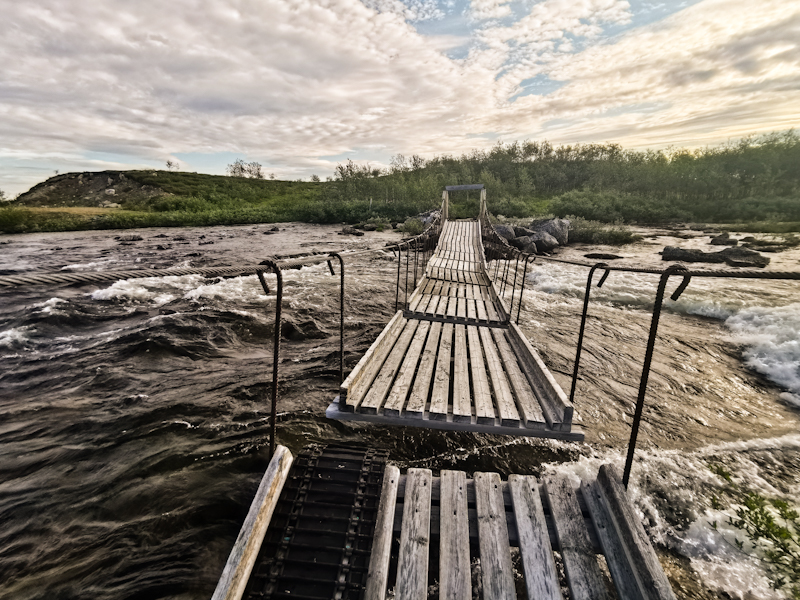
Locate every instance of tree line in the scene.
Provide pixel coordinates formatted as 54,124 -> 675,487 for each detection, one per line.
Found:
323,130 -> 800,223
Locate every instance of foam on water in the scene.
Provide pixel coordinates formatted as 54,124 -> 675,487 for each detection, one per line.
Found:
90,274 -> 206,305
725,305 -> 800,406
0,325 -> 35,349
524,261 -> 800,406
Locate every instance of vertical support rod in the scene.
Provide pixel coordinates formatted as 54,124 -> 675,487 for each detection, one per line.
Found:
257,264 -> 282,458
623,264 -> 686,488
506,253 -> 521,318
413,238 -> 419,287
330,253 -> 345,384
515,254 -> 535,324
404,241 -> 410,309
569,263 -> 608,405
500,257 -> 511,296
395,243 -> 402,311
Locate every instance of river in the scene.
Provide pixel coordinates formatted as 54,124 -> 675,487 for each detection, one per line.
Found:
0,222 -> 798,599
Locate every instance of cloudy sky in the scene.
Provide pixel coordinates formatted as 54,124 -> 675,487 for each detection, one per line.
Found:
1,0 -> 798,196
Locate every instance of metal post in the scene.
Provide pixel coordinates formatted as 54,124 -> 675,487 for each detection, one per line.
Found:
329,253 -> 345,385
413,238 -> 419,288
500,258 -> 511,296
506,253 -> 521,318
395,243 -> 402,311
404,241 -> 410,308
569,263 -> 608,405
515,254 -> 535,324
622,264 -> 687,488
256,263 -> 282,459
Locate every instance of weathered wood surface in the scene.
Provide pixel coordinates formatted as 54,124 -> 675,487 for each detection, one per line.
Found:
364,465 -> 400,600
331,218 -> 577,440
544,475 -> 611,600
212,445 -> 293,600
359,465 -> 674,600
508,475 -> 562,600
475,472 -> 516,600
439,470 -> 471,600
396,468 -> 433,600
594,465 -> 677,600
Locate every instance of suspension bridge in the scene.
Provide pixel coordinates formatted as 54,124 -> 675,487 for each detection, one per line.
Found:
327,186 -> 581,440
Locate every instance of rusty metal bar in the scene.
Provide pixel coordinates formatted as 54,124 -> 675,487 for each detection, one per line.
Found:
569,263 -> 608,405
256,262 -> 283,459
515,254 -> 535,324
329,253 -> 345,385
622,264 -> 688,488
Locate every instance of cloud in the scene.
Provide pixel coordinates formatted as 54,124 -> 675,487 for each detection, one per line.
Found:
0,0 -> 798,194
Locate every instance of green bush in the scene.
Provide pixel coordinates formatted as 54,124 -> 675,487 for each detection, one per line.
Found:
567,216 -> 643,245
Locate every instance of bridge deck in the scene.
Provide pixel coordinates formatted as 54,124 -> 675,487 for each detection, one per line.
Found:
327,220 -> 581,440
218,446 -> 677,600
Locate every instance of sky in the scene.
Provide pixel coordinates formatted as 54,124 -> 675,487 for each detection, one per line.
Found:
0,0 -> 798,196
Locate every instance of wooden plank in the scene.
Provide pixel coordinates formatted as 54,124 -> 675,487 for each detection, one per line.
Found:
467,299 -> 477,320
439,471 -> 471,600
396,468 -> 433,600
492,328 -> 546,428
474,472 -> 516,600
452,325 -> 471,422
507,323 -> 573,430
429,323 -> 453,420
467,325 -> 494,424
212,446 -> 293,600
476,298 -> 488,322
365,465 -> 401,600
341,311 -> 405,410
457,297 -> 467,319
544,476 -> 610,600
327,400 -> 586,440
384,321 -> 430,416
595,464 -> 677,600
479,327 -> 520,426
508,475 -> 562,600
405,321 -> 441,418
359,320 -> 420,414
580,479 -> 642,600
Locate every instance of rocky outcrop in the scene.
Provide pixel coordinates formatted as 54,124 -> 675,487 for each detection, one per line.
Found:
529,218 -> 570,245
495,218 -> 570,255
509,236 -> 538,254
338,226 -> 364,236
15,171 -> 165,207
530,231 -> 559,252
709,232 -> 738,246
662,245 -> 770,268
494,224 -> 516,241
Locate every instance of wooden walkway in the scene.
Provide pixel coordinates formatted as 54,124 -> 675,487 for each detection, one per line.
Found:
327,220 -> 581,440
214,446 -> 677,600
366,463 -> 676,600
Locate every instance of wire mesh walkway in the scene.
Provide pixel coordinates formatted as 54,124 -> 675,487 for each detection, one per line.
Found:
327,220 -> 581,440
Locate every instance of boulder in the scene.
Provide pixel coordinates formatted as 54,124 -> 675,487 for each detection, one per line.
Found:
511,236 -> 538,255
513,226 -> 536,238
494,224 -> 516,240
530,231 -> 559,252
661,245 -> 769,268
530,218 -> 570,245
339,226 -> 364,236
710,231 -> 737,246
362,223 -> 377,231
719,246 -> 770,267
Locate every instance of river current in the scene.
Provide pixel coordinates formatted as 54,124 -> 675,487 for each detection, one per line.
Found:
0,222 -> 798,599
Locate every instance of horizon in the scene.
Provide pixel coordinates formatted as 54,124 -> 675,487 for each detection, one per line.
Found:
1,0 -> 799,197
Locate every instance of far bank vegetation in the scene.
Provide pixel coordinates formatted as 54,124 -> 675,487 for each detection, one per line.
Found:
2,130 -> 799,235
